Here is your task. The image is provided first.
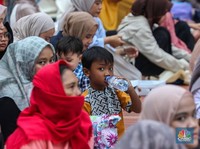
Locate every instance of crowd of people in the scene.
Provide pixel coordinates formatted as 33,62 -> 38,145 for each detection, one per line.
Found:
0,0 -> 200,149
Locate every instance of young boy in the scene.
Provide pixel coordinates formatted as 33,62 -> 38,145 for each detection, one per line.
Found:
82,46 -> 141,138
56,36 -> 90,92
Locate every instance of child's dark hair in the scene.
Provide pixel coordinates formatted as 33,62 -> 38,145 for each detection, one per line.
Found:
56,36 -> 83,56
82,46 -> 114,69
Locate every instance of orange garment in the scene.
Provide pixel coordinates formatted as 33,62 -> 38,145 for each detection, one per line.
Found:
99,0 -> 134,30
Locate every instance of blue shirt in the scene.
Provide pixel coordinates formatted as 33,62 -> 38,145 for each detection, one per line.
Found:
73,63 -> 90,92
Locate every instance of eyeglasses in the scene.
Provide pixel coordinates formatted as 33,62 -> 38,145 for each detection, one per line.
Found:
0,32 -> 11,40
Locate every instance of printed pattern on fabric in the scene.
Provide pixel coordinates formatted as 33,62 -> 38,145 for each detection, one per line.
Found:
85,86 -> 122,115
73,63 -> 90,92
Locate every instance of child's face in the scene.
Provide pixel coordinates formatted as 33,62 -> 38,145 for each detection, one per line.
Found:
62,69 -> 81,96
89,0 -> 102,17
84,60 -> 113,90
59,52 -> 81,71
171,95 -> 199,149
82,26 -> 97,51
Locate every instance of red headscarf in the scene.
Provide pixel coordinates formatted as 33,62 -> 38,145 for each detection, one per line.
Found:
6,60 -> 92,149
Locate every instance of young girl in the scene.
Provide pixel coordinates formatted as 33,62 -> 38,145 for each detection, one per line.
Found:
6,60 -> 93,149
82,46 -> 141,138
140,85 -> 199,149
0,36 -> 55,141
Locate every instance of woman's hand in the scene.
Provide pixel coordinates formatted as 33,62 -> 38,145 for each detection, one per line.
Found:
105,35 -> 125,48
123,45 -> 139,58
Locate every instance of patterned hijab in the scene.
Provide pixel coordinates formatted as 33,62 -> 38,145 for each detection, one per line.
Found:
140,85 -> 193,125
0,36 -> 55,110
6,60 -> 92,149
115,120 -> 186,149
13,12 -> 55,41
62,11 -> 98,40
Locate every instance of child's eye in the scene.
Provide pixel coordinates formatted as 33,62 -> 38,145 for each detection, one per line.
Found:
66,59 -> 72,62
109,68 -> 113,71
99,68 -> 104,71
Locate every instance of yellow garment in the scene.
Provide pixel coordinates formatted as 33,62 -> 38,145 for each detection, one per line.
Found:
99,0 -> 134,30
82,89 -> 132,138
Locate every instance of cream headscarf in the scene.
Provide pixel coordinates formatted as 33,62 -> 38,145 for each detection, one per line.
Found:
0,36 -> 55,111
140,85 -> 193,125
13,12 -> 55,41
62,11 -> 98,40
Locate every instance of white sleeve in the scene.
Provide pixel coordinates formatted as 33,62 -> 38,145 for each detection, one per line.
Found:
194,89 -> 200,119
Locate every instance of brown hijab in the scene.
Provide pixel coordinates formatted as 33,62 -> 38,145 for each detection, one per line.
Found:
62,11 -> 98,40
131,0 -> 172,28
140,85 -> 193,125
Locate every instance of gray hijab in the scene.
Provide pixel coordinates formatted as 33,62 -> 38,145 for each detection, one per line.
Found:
71,0 -> 95,12
0,36 -> 55,110
114,120 -> 186,149
13,12 -> 55,42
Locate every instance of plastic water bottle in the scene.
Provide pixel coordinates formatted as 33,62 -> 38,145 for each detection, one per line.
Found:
105,76 -> 129,91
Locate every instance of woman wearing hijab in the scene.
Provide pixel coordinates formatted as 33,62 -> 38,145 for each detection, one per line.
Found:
10,0 -> 40,29
6,60 -> 94,149
55,0 -> 142,80
117,0 -> 191,77
140,85 -> 199,149
115,120 -> 186,149
0,36 -> 55,142
13,12 -> 55,42
0,22 -> 13,59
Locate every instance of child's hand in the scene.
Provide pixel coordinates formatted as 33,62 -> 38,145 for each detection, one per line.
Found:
105,35 -> 125,48
114,75 -> 132,89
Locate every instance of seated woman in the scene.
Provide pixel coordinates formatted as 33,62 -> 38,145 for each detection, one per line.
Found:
0,36 -> 55,142
140,85 -> 199,149
115,120 -> 185,149
118,0 -> 191,77
13,12 -> 55,42
6,60 -> 94,149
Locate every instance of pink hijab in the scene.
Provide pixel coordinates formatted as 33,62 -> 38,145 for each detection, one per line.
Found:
140,85 -> 193,125
160,12 -> 191,53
